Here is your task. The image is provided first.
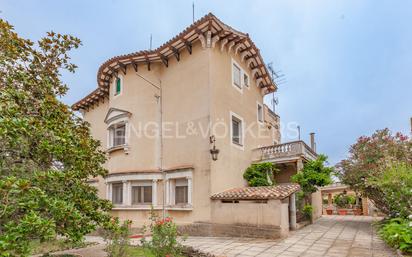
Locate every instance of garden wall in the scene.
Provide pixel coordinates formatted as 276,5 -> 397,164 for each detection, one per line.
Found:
179,199 -> 290,238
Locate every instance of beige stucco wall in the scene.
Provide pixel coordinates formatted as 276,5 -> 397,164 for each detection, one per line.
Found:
208,46 -> 277,195
311,190 -> 323,221
81,39 -> 280,226
211,199 -> 290,237
275,162 -> 298,183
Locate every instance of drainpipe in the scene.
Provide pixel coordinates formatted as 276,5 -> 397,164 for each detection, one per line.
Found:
310,132 -> 316,152
289,193 -> 297,230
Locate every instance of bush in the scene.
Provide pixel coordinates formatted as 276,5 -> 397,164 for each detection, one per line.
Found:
302,204 -> 313,220
379,217 -> 412,254
103,219 -> 132,257
243,163 -> 278,187
141,210 -> 183,257
333,193 -> 356,208
369,163 -> 412,218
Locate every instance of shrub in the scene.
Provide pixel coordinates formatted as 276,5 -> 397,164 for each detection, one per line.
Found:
141,210 -> 183,257
243,162 -> 278,187
103,219 -> 132,257
302,204 -> 313,220
369,163 -> 412,218
333,193 -> 356,208
379,217 -> 412,254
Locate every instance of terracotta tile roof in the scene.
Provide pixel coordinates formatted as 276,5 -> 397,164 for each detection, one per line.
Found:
211,183 -> 300,200
72,12 -> 277,111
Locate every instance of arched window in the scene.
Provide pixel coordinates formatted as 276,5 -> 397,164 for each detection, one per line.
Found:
104,107 -> 132,153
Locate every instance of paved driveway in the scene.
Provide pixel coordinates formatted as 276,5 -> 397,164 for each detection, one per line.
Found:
183,215 -> 396,257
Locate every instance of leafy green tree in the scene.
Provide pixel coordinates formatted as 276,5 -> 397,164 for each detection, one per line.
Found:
336,129 -> 412,216
243,162 -> 278,187
291,155 -> 333,222
0,19 -> 114,256
292,155 -> 333,195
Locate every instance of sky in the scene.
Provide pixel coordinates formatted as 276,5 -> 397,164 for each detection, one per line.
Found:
1,0 -> 411,165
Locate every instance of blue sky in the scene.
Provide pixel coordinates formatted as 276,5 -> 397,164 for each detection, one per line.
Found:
1,0 -> 411,165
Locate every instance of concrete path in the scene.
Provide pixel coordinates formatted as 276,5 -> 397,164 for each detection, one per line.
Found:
49,216 -> 396,257
183,216 -> 397,257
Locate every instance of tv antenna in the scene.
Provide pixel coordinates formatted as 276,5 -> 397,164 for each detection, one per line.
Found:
267,62 -> 285,113
192,2 -> 195,22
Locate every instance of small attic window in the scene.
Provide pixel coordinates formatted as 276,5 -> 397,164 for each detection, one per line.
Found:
243,73 -> 249,87
115,77 -> 121,96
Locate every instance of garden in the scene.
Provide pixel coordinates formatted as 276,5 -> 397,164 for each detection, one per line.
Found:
337,129 -> 412,254
322,192 -> 363,216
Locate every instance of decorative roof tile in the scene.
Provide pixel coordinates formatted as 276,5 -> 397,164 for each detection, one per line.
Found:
211,183 -> 300,200
72,13 -> 277,111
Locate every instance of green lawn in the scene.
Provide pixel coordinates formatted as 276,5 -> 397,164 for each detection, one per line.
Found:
127,246 -> 156,257
127,246 -> 186,257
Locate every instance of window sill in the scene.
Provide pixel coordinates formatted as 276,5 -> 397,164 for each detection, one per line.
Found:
232,141 -> 243,146
232,84 -> 243,93
106,144 -> 130,154
167,205 -> 193,211
231,141 -> 244,151
112,205 -> 162,211
111,205 -> 193,211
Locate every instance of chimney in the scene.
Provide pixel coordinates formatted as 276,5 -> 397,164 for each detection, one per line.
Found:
410,117 -> 412,135
310,132 -> 316,152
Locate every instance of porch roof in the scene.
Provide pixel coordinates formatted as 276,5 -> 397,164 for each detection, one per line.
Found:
211,183 -> 300,201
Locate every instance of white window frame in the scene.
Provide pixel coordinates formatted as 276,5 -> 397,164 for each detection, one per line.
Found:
106,116 -> 130,153
231,58 -> 250,92
131,180 -> 153,205
231,59 -> 243,93
112,74 -> 123,98
257,102 -> 264,124
108,122 -> 126,148
106,173 -> 162,209
165,170 -> 193,209
111,182 -> 124,205
230,111 -> 244,150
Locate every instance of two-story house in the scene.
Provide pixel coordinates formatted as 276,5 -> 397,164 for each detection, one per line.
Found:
73,13 -> 318,238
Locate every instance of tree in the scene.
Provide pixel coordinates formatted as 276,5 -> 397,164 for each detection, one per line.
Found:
243,162 -> 278,187
291,155 -> 333,222
292,155 -> 333,195
0,19 -> 114,256
336,129 -> 412,215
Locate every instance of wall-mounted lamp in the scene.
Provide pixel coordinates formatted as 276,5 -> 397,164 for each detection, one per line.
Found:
209,135 -> 219,161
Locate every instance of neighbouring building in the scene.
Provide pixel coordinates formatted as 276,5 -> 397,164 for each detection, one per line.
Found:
73,13 -> 318,238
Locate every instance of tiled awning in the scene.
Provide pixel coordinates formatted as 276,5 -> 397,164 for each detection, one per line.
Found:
211,183 -> 300,201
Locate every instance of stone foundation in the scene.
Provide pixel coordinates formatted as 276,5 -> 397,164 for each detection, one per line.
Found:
178,222 -> 281,239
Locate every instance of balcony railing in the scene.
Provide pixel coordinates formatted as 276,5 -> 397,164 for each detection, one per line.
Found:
253,141 -> 317,163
